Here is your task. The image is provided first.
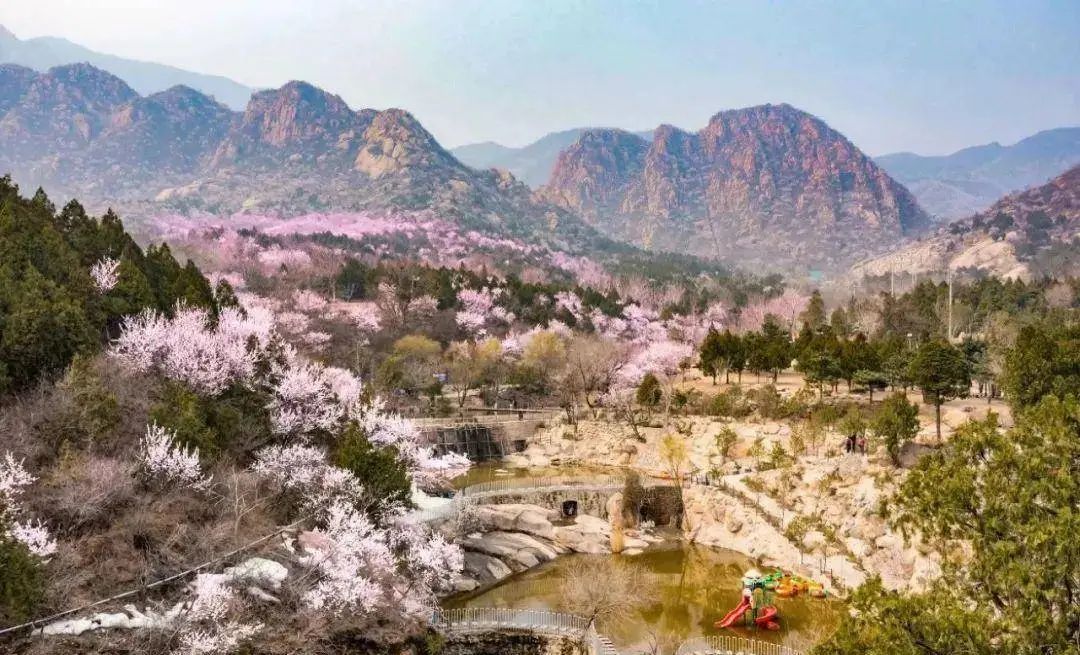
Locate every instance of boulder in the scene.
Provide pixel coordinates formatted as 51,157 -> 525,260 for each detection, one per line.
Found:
463,552 -> 513,583
850,477 -> 880,511
460,531 -> 560,570
514,509 -> 556,540
909,555 -> 943,592
844,537 -> 871,559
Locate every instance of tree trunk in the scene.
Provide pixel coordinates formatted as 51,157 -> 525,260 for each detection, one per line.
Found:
935,400 -> 942,445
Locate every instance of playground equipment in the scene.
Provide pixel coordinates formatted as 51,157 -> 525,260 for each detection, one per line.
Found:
775,574 -> 826,599
714,569 -> 780,631
715,569 -> 828,633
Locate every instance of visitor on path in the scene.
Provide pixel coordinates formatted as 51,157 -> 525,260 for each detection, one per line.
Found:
857,435 -> 867,455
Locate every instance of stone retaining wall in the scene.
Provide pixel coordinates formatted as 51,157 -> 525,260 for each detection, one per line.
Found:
443,632 -> 584,655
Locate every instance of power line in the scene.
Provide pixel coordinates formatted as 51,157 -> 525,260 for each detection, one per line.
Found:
0,516 -> 308,637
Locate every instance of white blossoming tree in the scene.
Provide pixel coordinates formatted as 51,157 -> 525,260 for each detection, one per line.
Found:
89,256 -> 120,292
0,452 -> 57,559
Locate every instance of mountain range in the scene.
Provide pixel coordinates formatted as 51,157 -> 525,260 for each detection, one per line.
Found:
455,122 -> 1080,231
0,24 -> 253,109
851,164 -> 1080,281
875,127 -> 1080,220
0,62 -> 981,273
0,62 -> 608,255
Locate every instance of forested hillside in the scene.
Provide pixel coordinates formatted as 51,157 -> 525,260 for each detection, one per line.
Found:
0,176 -> 219,394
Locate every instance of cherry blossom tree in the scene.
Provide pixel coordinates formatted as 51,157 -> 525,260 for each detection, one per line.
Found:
139,424 -> 210,490
1,452 -> 57,558
455,288 -> 514,338
111,306 -> 259,396
89,257 -> 120,292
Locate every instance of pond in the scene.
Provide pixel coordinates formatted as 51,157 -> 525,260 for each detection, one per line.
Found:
445,542 -> 843,654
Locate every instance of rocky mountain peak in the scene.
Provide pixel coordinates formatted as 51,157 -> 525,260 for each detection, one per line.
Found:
33,63 -> 138,110
240,80 -> 355,148
355,108 -> 457,178
0,63 -> 138,156
543,104 -> 930,271
0,25 -> 16,41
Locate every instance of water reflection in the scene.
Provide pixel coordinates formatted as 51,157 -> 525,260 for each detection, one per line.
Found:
446,542 -> 842,653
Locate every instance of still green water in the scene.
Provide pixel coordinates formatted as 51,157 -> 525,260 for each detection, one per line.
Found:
445,543 -> 842,653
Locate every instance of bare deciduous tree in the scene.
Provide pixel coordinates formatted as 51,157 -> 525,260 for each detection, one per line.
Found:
560,556 -> 647,640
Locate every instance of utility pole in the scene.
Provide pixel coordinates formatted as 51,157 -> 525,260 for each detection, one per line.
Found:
947,268 -> 954,341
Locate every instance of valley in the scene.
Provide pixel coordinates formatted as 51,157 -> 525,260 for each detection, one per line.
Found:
0,8 -> 1077,655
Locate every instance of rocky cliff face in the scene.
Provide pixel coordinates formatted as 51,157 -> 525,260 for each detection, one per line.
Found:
543,104 -> 931,271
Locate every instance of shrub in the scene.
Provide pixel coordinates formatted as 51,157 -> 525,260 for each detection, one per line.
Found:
0,531 -> 45,623
713,427 -> 738,462
60,354 -> 119,442
636,373 -> 662,408
768,440 -> 794,471
707,386 -> 752,418
32,455 -> 135,534
333,422 -> 413,519
749,384 -> 809,420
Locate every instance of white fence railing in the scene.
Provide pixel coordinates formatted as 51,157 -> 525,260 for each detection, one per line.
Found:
412,409 -> 562,429
458,474 -> 671,498
432,608 -> 618,655
675,635 -> 804,655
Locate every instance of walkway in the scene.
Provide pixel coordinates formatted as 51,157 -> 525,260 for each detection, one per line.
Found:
408,473 -> 673,523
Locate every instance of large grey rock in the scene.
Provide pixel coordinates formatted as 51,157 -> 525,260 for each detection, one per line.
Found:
473,503 -> 557,537
553,515 -> 612,554
461,531 -> 561,571
463,552 -> 513,583
514,509 -> 556,540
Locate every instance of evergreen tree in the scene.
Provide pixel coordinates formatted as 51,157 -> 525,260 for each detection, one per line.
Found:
870,392 -> 919,466
799,289 -> 827,331
698,328 -> 724,384
818,396 -> 1080,654
1001,324 -> 1080,412
909,340 -> 971,443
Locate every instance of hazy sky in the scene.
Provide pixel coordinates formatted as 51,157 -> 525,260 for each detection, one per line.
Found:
3,0 -> 1078,155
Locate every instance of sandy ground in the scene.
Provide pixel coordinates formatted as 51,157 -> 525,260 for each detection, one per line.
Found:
676,367 -> 1013,429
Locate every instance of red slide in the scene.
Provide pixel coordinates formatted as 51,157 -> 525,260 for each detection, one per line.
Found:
714,597 -> 751,629
754,605 -> 781,631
